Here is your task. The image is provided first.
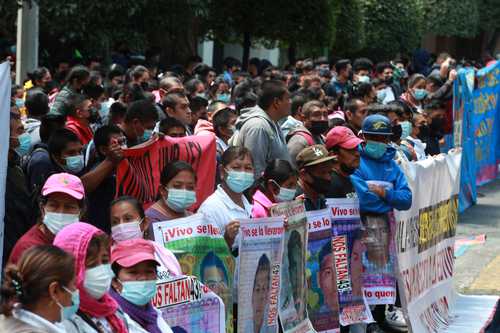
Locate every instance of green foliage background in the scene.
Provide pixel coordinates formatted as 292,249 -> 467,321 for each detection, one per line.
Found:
0,0 -> 496,65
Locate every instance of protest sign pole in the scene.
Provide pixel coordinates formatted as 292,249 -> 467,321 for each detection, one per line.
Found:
0,62 -> 11,275
16,0 -> 39,85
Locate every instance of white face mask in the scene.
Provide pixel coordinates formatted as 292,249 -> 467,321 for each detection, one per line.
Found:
43,211 -> 80,234
111,220 -> 143,242
84,264 -> 114,299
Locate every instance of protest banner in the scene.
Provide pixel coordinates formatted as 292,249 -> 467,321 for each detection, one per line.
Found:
394,151 -> 461,332
153,275 -> 225,333
151,214 -> 235,333
355,181 -> 397,306
270,200 -> 315,333
327,199 -> 373,326
115,135 -> 216,209
471,62 -> 500,185
0,62 -> 10,271
453,68 -> 477,212
237,217 -> 285,333
305,208 -> 340,333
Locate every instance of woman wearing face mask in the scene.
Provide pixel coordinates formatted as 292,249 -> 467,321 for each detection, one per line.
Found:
54,222 -> 128,333
252,159 -> 298,218
9,173 -> 85,265
0,245 -> 78,333
110,196 -> 182,277
398,74 -> 428,114
209,77 -> 231,104
110,239 -> 173,333
145,161 -> 197,224
198,146 -> 254,250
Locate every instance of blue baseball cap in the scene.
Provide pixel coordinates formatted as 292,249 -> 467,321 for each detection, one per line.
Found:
361,114 -> 393,136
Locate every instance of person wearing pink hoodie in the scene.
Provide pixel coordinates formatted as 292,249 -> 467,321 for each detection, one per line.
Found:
251,159 -> 298,218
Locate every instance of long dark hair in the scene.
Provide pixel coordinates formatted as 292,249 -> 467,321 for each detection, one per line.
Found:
64,65 -> 90,87
110,196 -> 145,219
257,159 -> 297,196
160,161 -> 196,186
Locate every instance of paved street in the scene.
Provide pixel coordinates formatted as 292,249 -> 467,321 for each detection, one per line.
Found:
454,179 -> 500,295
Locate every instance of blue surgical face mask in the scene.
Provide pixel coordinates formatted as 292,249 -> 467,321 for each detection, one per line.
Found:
98,102 -> 110,119
15,98 -> 25,109
165,188 -> 197,212
15,133 -> 31,156
413,88 -> 428,101
272,181 -> 296,202
400,121 -> 412,139
65,154 -> 85,173
225,169 -> 254,193
377,89 -> 387,103
56,287 -> 80,321
216,93 -> 231,104
358,75 -> 370,84
119,280 -> 157,306
364,140 -> 388,160
141,129 -> 153,142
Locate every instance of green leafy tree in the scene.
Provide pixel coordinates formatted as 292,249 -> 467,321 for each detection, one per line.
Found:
206,0 -> 339,67
333,0 -> 365,58
360,0 -> 423,61
267,0 -> 339,63
422,0 -> 479,38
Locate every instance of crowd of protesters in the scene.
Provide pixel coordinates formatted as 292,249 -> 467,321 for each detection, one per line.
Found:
0,50 -> 477,333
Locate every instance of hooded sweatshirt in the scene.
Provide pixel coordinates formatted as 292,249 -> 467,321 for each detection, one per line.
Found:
194,119 -> 214,136
231,105 -> 291,177
54,222 -> 128,333
350,146 -> 412,214
280,116 -> 303,138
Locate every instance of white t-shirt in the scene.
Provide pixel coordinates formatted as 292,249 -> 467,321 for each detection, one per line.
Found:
197,184 -> 253,301
198,184 -> 252,245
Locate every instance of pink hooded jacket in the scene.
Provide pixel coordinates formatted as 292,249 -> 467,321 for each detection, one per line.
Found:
251,190 -> 275,218
54,222 -> 128,333
194,119 -> 215,136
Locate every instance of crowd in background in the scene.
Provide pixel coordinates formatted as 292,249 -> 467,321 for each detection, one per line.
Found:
0,50 -> 477,333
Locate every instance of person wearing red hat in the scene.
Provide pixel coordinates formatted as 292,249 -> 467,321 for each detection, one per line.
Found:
325,126 -> 364,198
110,239 -> 173,333
8,172 -> 85,265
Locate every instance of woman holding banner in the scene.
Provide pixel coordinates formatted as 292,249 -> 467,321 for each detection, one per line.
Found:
251,159 -> 298,218
198,146 -> 254,250
109,196 -> 182,277
145,161 -> 197,224
54,222 -> 129,333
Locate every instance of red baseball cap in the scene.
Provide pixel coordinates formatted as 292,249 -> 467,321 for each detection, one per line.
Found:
111,239 -> 159,268
325,126 -> 364,150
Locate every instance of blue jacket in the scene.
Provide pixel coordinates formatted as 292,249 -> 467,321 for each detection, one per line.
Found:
350,146 -> 412,213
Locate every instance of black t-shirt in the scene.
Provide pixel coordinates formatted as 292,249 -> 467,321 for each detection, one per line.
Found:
326,169 -> 356,199
86,158 -> 116,233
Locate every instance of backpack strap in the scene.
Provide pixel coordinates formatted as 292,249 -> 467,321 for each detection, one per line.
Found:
294,130 -> 315,146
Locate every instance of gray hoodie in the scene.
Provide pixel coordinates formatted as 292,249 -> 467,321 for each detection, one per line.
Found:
231,105 -> 291,177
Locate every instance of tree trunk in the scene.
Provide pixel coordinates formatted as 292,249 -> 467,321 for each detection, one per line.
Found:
242,32 -> 251,70
288,43 -> 296,65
